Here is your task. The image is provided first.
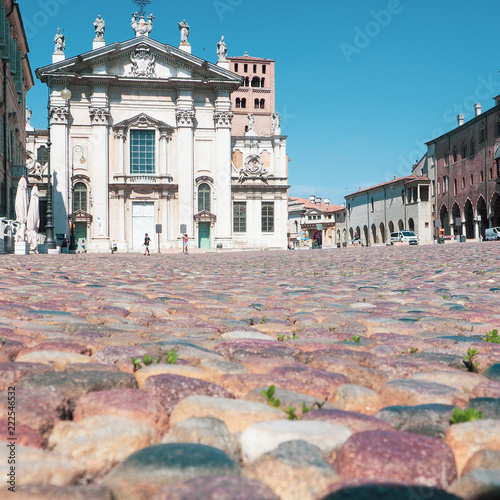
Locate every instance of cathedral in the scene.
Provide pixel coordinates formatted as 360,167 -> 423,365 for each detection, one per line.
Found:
31,6 -> 288,252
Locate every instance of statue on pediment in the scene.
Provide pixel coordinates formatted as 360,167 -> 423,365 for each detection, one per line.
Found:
178,20 -> 190,45
217,36 -> 227,61
54,28 -> 65,53
94,15 -> 105,39
132,11 -> 154,37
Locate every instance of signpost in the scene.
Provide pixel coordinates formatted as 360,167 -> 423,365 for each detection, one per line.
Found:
156,224 -> 162,254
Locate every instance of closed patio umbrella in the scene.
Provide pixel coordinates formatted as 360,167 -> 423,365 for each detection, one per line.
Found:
26,185 -> 40,252
14,175 -> 28,242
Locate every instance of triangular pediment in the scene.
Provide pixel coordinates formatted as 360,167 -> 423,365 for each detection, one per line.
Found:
36,36 -> 241,87
113,113 -> 174,131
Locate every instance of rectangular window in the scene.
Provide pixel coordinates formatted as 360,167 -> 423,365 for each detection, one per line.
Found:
234,63 -> 239,72
130,130 -> 155,174
233,202 -> 246,232
262,202 -> 274,232
262,65 -> 266,74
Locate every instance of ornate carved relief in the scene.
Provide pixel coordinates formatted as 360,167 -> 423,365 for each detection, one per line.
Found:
130,43 -> 156,77
214,111 -> 234,128
49,106 -> 70,124
176,110 -> 195,127
89,107 -> 111,124
238,154 -> 270,184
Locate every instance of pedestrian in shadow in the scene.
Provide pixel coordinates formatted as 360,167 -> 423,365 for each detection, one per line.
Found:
144,233 -> 151,255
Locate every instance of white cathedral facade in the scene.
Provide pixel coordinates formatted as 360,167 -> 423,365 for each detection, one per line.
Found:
32,11 -> 288,252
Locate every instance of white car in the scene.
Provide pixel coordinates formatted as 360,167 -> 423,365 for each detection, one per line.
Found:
390,231 -> 419,245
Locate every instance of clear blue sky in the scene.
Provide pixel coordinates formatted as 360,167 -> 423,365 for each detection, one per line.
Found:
23,0 -> 500,205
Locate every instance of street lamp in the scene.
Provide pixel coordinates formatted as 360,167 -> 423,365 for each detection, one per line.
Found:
69,145 -> 85,252
44,79 -> 71,250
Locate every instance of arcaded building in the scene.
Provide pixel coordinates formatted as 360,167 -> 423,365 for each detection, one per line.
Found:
427,102 -> 500,239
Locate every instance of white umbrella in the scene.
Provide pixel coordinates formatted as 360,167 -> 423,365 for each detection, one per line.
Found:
14,175 -> 28,242
26,185 -> 40,252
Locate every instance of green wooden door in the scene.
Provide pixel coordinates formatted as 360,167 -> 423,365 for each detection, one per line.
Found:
199,222 -> 211,249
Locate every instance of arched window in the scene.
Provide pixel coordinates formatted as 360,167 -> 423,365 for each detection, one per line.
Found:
462,143 -> 467,159
254,98 -> 260,109
489,168 -> 493,180
480,170 -> 484,182
243,64 -> 248,73
198,183 -> 211,212
453,147 -> 458,163
437,178 -> 441,194
241,98 -> 247,109
244,77 -> 249,87
251,76 -> 260,88
236,98 -> 241,108
461,177 -> 465,188
470,174 -> 474,185
234,63 -> 239,72
470,139 -> 475,156
261,78 -> 265,87
253,64 -> 257,73
260,99 -> 265,109
479,123 -> 486,143
453,178 -> 457,195
444,151 -> 449,167
73,183 -> 87,212
262,65 -> 266,74
371,197 -> 374,212
401,190 -> 405,205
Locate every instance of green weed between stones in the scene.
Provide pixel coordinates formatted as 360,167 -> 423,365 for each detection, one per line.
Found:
484,329 -> 500,343
131,350 -> 178,372
409,347 -> 419,354
0,337 -> 5,350
450,407 -> 483,424
261,385 -> 326,420
463,348 -> 480,373
344,335 -> 361,343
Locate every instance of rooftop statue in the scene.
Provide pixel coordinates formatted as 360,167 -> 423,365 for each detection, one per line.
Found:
217,36 -> 227,61
131,11 -> 154,37
54,28 -> 65,53
178,19 -> 190,44
94,15 -> 105,39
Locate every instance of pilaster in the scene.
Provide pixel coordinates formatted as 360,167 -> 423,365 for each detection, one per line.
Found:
176,109 -> 195,236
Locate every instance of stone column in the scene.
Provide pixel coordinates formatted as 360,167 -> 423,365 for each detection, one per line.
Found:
214,110 -> 234,247
49,105 -> 70,238
89,106 -> 111,250
176,110 -> 195,237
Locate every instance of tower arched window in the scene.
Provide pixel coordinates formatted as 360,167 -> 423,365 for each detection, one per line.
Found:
453,147 -> 458,163
470,139 -> 475,156
236,98 -> 241,108
251,76 -> 260,88
260,99 -> 265,109
261,78 -> 265,87
73,183 -> 87,212
198,183 -> 211,212
241,98 -> 247,109
254,98 -> 260,109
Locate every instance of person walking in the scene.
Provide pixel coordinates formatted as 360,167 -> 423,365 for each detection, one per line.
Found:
81,239 -> 87,253
144,233 -> 151,255
183,233 -> 189,254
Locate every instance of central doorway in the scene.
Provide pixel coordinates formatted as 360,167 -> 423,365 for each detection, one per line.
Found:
132,202 -> 155,251
198,222 -> 211,249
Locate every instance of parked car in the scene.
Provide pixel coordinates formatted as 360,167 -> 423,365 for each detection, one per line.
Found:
390,231 -> 419,245
485,227 -> 500,241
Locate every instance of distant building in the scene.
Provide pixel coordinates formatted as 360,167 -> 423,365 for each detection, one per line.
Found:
288,196 -> 346,248
426,102 -> 500,239
0,0 -> 34,220
228,53 -> 275,137
345,174 -> 433,245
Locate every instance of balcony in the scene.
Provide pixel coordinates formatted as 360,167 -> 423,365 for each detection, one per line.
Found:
112,174 -> 174,186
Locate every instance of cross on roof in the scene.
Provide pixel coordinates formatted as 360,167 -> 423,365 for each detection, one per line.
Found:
132,0 -> 151,16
